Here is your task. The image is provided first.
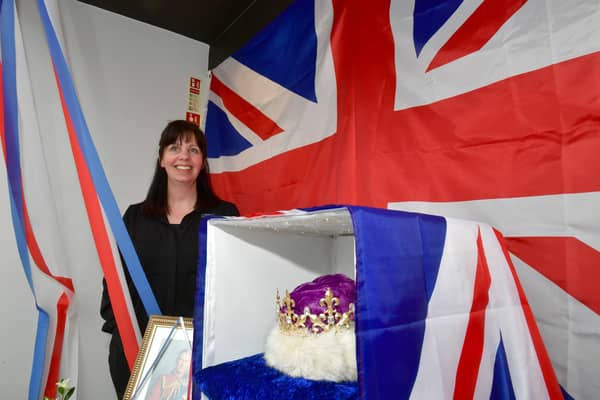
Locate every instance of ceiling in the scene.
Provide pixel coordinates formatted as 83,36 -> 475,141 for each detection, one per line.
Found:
77,0 -> 294,69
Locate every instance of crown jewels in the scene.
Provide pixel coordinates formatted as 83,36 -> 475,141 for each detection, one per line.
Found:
276,287 -> 355,335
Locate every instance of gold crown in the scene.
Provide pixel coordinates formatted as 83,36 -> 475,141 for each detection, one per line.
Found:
276,288 -> 355,335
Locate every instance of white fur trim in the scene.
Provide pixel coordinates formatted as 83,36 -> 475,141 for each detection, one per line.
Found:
264,326 -> 357,382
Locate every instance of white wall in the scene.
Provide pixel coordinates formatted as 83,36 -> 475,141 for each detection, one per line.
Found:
0,0 -> 210,398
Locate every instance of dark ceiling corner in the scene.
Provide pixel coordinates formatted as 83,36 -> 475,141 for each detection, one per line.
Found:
208,1 -> 294,69
76,0 -> 294,69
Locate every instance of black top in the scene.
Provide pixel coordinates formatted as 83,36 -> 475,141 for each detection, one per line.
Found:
100,200 -> 239,335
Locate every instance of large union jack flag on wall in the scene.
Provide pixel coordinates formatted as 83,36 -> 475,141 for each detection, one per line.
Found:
205,0 -> 600,398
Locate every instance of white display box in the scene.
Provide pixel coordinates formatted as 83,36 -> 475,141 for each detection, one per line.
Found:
199,207 -> 355,369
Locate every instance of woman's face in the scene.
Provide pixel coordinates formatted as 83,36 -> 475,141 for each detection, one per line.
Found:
160,133 -> 203,186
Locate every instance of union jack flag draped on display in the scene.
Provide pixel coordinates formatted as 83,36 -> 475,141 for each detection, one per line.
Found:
205,0 -> 600,398
192,206 -> 562,399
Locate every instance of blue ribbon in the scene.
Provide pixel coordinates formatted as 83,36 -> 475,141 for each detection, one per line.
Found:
1,1 -> 50,398
35,0 -> 160,317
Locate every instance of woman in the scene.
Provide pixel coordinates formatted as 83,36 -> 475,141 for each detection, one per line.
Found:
100,120 -> 239,398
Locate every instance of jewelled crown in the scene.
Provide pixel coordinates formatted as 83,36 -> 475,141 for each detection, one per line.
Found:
276,274 -> 355,335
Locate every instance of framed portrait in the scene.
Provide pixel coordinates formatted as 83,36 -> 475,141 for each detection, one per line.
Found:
123,315 -> 194,400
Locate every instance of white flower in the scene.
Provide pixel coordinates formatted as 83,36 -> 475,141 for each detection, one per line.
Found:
43,378 -> 75,400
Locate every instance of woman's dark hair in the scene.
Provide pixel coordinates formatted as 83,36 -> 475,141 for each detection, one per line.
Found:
142,120 -> 221,216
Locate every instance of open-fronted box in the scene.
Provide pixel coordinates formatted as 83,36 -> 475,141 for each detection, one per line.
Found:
192,205 -> 560,399
196,207 -> 355,370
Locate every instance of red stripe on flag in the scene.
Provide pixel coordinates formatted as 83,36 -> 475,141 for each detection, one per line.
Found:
53,67 -> 139,368
495,230 -> 563,399
211,75 -> 284,140
44,292 -> 70,399
505,236 -> 600,315
427,0 -> 528,71
453,228 -> 491,399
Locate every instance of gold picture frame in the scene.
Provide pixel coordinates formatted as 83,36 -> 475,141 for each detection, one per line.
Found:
123,315 -> 194,400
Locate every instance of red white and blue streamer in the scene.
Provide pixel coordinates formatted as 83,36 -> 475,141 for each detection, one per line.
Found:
1,0 -> 73,398
1,0 -> 162,397
33,0 -> 161,367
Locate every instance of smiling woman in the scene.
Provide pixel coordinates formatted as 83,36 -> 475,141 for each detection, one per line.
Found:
100,120 -> 239,399
160,137 -> 203,188
159,133 -> 206,223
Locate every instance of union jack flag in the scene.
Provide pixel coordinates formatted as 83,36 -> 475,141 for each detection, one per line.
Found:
349,207 -> 561,399
205,0 -> 600,398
